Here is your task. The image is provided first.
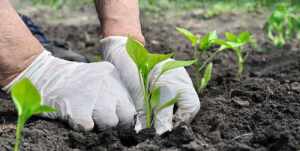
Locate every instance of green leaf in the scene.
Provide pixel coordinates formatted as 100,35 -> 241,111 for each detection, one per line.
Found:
126,37 -> 172,81
199,35 -> 209,51
148,0 -> 156,5
176,27 -> 199,46
199,63 -> 213,90
34,105 -> 57,115
150,87 -> 160,110
209,31 -> 218,41
161,60 -> 197,75
238,32 -> 251,44
11,78 -> 42,117
214,39 -> 231,50
126,37 -> 149,70
156,95 -> 179,114
225,32 -> 237,42
146,53 -> 174,74
11,78 -> 56,118
264,3 -> 299,48
199,31 -> 218,51
11,78 -> 56,151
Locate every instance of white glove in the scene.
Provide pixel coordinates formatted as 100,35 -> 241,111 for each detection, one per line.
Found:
99,36 -> 200,134
3,50 -> 136,131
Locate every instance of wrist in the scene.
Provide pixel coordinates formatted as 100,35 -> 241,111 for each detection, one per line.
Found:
101,19 -> 145,44
1,50 -> 50,91
95,0 -> 145,44
0,50 -> 43,89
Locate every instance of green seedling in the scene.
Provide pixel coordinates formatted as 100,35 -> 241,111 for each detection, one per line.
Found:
11,78 -> 56,151
199,31 -> 219,52
126,37 -> 196,128
177,27 -> 253,92
176,27 -> 199,47
264,3 -> 300,47
176,27 -> 218,52
204,2 -> 235,19
215,32 -> 252,76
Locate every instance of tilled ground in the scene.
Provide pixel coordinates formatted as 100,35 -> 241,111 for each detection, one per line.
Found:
0,9 -> 300,151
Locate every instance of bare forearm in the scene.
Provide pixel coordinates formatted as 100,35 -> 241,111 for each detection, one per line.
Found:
95,0 -> 145,44
0,0 -> 43,86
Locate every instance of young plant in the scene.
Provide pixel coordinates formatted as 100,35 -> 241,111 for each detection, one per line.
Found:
11,78 -> 56,151
176,27 -> 218,52
264,3 -> 300,47
177,27 -> 253,91
126,37 -> 196,128
214,32 -> 252,76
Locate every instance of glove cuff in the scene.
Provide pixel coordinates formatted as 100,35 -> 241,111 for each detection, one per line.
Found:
99,36 -> 128,56
2,50 -> 52,92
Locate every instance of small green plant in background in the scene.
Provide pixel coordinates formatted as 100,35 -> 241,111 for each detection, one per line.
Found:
126,37 -> 196,128
11,78 -> 56,151
177,27 -> 253,92
31,0 -> 64,9
264,3 -> 300,47
203,2 -> 236,19
214,32 -> 252,76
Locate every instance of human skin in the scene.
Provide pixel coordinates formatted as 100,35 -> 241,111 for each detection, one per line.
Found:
95,0 -> 145,44
0,0 -> 43,86
0,0 -> 144,87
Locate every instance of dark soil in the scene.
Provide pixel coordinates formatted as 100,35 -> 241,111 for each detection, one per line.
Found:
1,10 -> 300,151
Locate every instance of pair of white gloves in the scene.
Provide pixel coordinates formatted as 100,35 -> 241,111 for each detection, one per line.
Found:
3,36 -> 200,134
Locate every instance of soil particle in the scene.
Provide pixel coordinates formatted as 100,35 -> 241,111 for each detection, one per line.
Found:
232,97 -> 250,107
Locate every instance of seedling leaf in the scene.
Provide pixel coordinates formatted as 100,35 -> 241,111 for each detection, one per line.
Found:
34,105 -> 57,115
225,32 -> 237,42
238,32 -> 251,44
11,78 -> 41,117
176,27 -> 199,46
156,95 -> 179,114
264,3 -> 300,47
199,31 -> 218,51
126,37 -> 173,82
11,78 -> 56,151
161,60 -> 197,75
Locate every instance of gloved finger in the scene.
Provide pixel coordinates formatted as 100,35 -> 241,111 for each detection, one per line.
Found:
116,99 -> 136,129
93,68 -> 135,130
150,60 -> 200,128
32,83 -> 96,132
115,91 -> 136,128
155,85 -> 175,135
99,36 -> 144,111
93,98 -> 119,130
93,89 -> 136,130
51,62 -> 116,132
61,92 -> 95,132
173,82 -> 200,125
38,76 -> 96,132
162,67 -> 200,125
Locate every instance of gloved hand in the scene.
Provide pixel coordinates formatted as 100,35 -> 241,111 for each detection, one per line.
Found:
99,36 -> 200,134
3,50 -> 136,131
